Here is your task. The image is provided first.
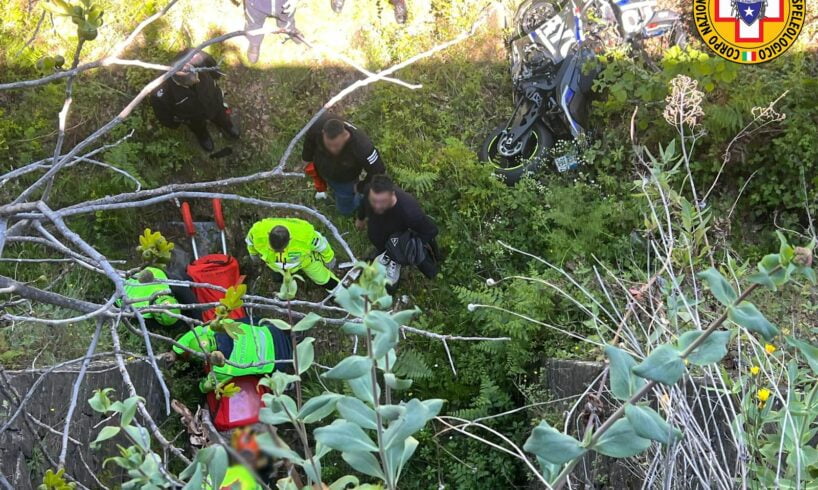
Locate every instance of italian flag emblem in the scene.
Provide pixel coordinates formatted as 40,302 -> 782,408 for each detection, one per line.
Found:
742,51 -> 757,62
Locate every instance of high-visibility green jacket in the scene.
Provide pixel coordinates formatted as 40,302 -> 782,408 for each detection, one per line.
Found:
203,464 -> 261,489
120,267 -> 179,326
245,218 -> 334,274
173,321 -> 277,390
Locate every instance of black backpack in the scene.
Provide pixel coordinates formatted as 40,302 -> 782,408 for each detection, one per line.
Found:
385,230 -> 427,266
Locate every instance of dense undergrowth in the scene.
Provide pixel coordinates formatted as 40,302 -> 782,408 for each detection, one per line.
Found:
1,0 -> 817,486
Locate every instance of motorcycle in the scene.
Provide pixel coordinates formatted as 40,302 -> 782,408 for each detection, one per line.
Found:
479,0 -> 685,184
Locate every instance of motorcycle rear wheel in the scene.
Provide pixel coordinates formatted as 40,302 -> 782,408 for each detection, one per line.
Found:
479,122 -> 553,186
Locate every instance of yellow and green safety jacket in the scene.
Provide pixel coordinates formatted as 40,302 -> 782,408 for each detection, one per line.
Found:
120,266 -> 179,327
245,218 -> 334,275
203,464 -> 261,489
173,321 -> 277,392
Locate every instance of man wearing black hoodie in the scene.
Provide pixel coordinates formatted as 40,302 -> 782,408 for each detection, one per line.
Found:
150,49 -> 239,152
356,175 -> 439,288
302,113 -> 386,216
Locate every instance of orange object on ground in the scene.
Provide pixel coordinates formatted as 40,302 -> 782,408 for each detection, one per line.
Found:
305,162 -> 327,192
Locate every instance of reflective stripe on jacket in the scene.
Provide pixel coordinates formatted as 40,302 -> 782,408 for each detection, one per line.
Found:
245,218 -> 334,274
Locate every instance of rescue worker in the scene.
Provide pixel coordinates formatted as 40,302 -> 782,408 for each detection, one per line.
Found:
244,0 -> 298,63
356,175 -> 439,288
301,113 -> 386,216
119,267 -> 181,329
203,429 -> 263,489
331,0 -> 408,24
168,319 -> 291,393
245,217 -> 339,291
150,49 -> 239,152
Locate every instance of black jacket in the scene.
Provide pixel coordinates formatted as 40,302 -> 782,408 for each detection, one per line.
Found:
358,188 -> 438,252
150,50 -> 224,126
301,113 -> 386,185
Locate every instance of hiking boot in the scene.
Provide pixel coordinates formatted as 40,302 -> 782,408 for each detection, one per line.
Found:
247,44 -> 260,64
331,0 -> 345,13
375,252 -> 401,286
392,0 -> 408,24
194,129 -> 214,152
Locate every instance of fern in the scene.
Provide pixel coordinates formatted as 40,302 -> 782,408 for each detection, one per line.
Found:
391,165 -> 439,194
393,349 -> 433,380
450,377 -> 511,420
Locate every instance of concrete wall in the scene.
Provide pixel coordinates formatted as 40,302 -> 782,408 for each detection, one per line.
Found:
0,360 -> 168,489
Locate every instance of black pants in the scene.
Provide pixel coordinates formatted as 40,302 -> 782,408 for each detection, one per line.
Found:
186,109 -> 233,139
416,239 -> 440,279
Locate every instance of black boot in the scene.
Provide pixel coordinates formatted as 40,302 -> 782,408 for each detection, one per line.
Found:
331,0 -> 345,14
188,121 -> 213,152
391,0 -> 408,24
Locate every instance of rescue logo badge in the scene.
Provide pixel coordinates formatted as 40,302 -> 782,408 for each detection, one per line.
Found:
693,0 -> 805,64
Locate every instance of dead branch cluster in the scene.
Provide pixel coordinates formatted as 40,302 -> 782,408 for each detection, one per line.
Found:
0,2 -> 498,484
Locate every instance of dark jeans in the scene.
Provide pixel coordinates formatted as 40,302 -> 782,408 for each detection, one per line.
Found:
325,178 -> 362,216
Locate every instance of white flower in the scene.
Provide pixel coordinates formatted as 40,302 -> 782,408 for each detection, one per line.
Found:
467,304 -> 477,312
486,278 -> 497,286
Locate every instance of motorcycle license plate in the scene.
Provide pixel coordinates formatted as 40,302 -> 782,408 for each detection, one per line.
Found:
554,154 -> 579,172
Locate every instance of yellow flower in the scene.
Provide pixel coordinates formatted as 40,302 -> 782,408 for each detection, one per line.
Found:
765,344 -> 776,354
750,366 -> 760,376
756,388 -> 772,402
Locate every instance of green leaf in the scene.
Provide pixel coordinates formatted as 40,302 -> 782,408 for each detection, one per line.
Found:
758,254 -> 790,287
334,286 -> 365,317
293,312 -> 323,332
341,321 -> 367,336
260,393 -> 298,425
91,426 -> 120,448
385,436 -> 419,483
592,419 -> 651,458
523,420 -> 586,465
391,307 -> 420,325
261,318 -> 291,331
296,337 -> 315,375
205,445 -> 228,490
677,330 -> 732,365
372,330 -> 399,359
384,373 -> 412,391
328,475 -> 360,490
336,396 -> 377,430
297,393 -> 342,424
120,396 -> 140,426
256,433 -> 304,463
728,302 -> 779,341
124,425 -> 150,451
260,371 -> 300,396
632,344 -> 685,385
777,231 -> 794,265
785,337 -> 818,376
605,345 -> 646,401
624,404 -> 682,445
377,404 -> 405,422
797,266 -> 816,285
341,451 -> 385,480
347,370 -> 378,405
314,420 -> 379,452
88,388 -> 114,413
323,356 -> 371,380
698,268 -> 736,306
382,399 -> 443,450
748,270 -> 777,291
